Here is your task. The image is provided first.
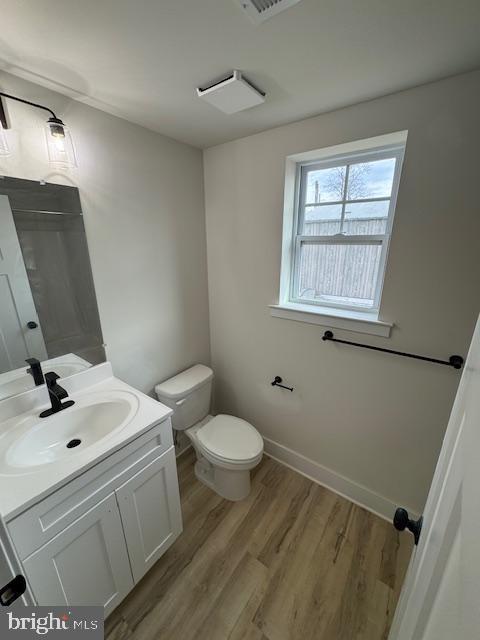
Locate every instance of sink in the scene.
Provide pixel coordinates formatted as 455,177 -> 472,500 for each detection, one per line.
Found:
0,391 -> 139,472
0,362 -> 174,520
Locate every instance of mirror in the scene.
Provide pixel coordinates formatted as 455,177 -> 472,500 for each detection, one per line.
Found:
0,176 -> 105,401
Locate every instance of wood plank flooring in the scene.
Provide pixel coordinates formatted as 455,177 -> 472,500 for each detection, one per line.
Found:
106,449 -> 412,640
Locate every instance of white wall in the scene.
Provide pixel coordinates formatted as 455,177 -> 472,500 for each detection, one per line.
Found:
0,71 -> 210,395
204,70 -> 480,516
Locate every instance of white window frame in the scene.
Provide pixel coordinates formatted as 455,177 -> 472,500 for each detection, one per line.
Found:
271,131 -> 408,337
291,145 -> 405,313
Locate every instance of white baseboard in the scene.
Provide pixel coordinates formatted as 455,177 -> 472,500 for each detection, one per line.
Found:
263,437 -> 413,522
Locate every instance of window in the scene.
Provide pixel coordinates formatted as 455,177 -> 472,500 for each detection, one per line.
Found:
289,141 -> 405,314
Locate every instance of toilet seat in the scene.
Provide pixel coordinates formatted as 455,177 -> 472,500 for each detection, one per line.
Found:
196,414 -> 263,464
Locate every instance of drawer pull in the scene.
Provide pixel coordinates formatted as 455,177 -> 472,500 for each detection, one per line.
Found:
0,575 -> 26,606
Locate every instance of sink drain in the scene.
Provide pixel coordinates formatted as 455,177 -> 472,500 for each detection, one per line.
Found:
66,439 -> 82,449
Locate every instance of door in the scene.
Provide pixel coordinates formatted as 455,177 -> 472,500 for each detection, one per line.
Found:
0,194 -> 47,372
116,451 -> 183,583
23,493 -> 133,617
389,315 -> 480,639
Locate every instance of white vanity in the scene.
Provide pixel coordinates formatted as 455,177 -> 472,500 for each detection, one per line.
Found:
0,363 -> 182,616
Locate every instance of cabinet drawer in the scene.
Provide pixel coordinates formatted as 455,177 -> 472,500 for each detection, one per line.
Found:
9,418 -> 173,560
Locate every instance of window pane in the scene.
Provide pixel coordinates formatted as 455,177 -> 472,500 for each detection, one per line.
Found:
297,242 -> 382,308
343,200 -> 389,235
346,157 -> 396,200
303,204 -> 342,235
305,166 -> 346,203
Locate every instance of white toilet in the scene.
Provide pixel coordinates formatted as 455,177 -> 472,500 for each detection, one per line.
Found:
155,364 -> 263,501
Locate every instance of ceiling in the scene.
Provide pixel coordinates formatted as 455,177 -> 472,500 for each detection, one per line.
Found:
1,0 -> 479,148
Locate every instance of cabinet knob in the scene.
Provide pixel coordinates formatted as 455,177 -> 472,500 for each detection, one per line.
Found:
27,321 -> 38,329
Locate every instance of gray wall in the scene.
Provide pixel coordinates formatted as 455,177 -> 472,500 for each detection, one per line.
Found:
14,210 -> 104,363
1,177 -> 105,364
0,70 -> 210,395
204,70 -> 480,515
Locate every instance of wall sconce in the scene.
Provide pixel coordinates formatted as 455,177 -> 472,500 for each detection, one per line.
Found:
0,99 -> 9,157
0,91 -> 77,168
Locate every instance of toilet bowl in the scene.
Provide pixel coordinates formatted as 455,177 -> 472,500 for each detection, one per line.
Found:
155,365 -> 263,501
188,414 -> 263,500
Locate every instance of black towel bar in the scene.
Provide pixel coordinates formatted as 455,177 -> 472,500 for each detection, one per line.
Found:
322,331 -> 464,370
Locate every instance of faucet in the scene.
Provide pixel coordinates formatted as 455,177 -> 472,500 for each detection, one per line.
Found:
26,358 -> 45,386
39,372 -> 75,418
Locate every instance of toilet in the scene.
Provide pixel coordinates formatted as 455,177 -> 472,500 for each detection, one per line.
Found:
155,364 -> 263,501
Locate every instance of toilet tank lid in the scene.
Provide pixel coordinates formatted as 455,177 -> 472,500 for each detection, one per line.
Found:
155,364 -> 213,400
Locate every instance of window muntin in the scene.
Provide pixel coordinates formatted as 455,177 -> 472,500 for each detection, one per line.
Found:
291,146 -> 404,312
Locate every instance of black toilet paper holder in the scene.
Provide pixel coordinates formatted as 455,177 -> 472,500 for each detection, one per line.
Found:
271,376 -> 293,392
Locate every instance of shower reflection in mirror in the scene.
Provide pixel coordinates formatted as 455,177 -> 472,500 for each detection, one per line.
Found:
0,176 -> 105,401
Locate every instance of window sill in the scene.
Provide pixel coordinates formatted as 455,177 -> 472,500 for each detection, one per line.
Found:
269,302 -> 393,337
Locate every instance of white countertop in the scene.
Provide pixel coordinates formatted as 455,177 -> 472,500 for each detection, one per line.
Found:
0,353 -> 92,402
0,363 -> 173,520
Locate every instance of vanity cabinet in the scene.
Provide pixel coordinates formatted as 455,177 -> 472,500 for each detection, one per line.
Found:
116,452 -> 182,583
6,418 -> 182,616
22,493 -> 133,614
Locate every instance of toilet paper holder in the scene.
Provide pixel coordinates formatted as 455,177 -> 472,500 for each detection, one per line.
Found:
271,376 -> 293,392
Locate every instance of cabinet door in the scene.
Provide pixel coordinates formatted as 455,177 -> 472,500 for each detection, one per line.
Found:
23,493 -> 133,616
116,450 -> 183,583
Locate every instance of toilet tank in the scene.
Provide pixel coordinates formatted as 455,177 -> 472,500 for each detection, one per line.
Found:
155,364 -> 213,431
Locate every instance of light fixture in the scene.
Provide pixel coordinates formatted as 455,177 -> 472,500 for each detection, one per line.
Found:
44,117 -> 77,168
0,122 -> 10,157
0,91 -> 77,168
0,98 -> 10,156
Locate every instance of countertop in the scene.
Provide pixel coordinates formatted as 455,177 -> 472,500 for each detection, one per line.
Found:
0,363 -> 173,520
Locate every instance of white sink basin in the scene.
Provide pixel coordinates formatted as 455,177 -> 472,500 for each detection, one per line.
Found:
0,362 -> 174,519
0,391 -> 139,473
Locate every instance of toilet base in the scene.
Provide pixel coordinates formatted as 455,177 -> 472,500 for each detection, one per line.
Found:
193,458 -> 215,491
194,458 -> 251,501
182,417 -> 261,502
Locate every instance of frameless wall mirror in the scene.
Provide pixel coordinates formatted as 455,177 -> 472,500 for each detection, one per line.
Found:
0,176 -> 105,401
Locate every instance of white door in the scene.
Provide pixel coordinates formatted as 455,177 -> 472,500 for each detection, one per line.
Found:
389,315 -> 480,639
23,493 -> 133,617
116,451 -> 183,583
0,194 -> 47,373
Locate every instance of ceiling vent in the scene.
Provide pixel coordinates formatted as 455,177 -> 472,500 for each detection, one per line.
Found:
234,0 -> 303,24
196,70 -> 265,114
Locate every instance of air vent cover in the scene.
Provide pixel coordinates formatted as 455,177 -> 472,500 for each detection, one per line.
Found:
196,70 -> 265,114
235,0 -> 303,24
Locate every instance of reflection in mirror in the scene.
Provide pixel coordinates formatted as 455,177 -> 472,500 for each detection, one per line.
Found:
0,176 -> 105,401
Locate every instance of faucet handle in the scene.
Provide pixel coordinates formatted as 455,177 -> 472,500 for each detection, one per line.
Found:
44,372 -> 60,388
26,358 -> 45,386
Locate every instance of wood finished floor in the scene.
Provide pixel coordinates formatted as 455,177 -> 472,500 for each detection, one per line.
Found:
106,449 -> 412,640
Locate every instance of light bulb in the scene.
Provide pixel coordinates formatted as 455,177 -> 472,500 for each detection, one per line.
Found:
54,136 -> 66,152
45,118 -> 77,168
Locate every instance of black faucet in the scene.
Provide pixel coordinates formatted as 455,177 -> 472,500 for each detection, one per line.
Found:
39,372 -> 75,418
26,358 -> 45,386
